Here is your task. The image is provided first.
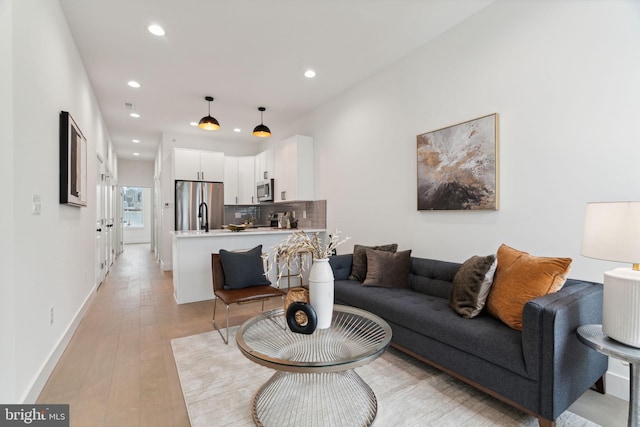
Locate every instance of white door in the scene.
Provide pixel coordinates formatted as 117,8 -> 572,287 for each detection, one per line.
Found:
105,176 -> 114,270
117,186 -> 124,255
153,177 -> 160,257
95,157 -> 106,286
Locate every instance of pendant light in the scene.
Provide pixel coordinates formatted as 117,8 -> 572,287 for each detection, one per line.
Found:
252,107 -> 271,137
198,96 -> 220,130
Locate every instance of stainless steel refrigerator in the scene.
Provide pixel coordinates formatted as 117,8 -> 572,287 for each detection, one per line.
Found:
175,180 -> 224,231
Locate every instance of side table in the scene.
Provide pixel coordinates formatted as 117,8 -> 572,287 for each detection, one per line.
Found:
577,324 -> 637,427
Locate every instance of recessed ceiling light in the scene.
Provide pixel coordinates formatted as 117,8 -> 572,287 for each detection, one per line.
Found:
133,152 -> 140,156
304,69 -> 316,78
127,80 -> 141,88
130,112 -> 140,118
189,122 -> 198,126
148,24 -> 165,37
132,139 -> 140,143
233,128 -> 241,133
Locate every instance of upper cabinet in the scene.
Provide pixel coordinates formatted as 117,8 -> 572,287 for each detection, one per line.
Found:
225,156 -> 256,205
174,148 -> 224,182
255,147 -> 275,181
223,157 -> 239,205
274,135 -> 314,202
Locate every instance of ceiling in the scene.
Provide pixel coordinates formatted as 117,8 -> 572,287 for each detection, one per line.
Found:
59,0 -> 495,161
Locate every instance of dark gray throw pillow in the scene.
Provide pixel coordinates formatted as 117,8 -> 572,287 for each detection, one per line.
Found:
449,254 -> 497,319
349,243 -> 398,281
362,249 -> 412,289
219,245 -> 271,290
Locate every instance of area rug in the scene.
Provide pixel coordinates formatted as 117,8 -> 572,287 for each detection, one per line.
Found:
171,328 -> 599,427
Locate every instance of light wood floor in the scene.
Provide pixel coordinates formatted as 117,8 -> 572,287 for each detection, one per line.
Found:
37,243 -> 281,427
37,243 -> 627,427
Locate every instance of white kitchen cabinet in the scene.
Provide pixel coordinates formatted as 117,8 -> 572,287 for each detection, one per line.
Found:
274,135 -> 314,202
174,148 -> 224,182
255,147 -> 275,181
224,156 -> 256,205
238,156 -> 256,204
223,157 -> 239,205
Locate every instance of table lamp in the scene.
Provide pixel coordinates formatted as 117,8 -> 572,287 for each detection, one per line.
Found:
581,201 -> 640,348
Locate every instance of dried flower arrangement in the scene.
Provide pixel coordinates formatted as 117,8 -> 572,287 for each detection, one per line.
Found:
266,230 -> 350,286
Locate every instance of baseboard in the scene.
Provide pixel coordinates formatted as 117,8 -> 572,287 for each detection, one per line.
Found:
606,370 -> 630,401
21,284 -> 97,403
161,260 -> 172,271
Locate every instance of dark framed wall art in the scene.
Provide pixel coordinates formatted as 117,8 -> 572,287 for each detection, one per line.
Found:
59,111 -> 87,207
417,113 -> 499,211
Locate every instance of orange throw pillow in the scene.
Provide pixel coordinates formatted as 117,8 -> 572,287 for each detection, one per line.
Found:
486,244 -> 572,330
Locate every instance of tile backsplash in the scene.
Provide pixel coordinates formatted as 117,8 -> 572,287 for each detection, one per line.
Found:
224,200 -> 326,229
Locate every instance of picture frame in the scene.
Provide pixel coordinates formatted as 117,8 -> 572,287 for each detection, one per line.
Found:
59,111 -> 87,207
417,113 -> 499,211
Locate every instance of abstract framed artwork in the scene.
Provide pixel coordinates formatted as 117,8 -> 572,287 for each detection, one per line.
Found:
417,113 -> 499,211
59,111 -> 87,207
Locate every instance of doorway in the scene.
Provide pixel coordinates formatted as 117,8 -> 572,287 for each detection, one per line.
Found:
122,186 -> 152,244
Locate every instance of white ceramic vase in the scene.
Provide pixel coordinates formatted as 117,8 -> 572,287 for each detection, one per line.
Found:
308,258 -> 334,329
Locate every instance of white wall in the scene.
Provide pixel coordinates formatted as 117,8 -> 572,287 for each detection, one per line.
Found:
278,0 -> 640,399
4,0 -> 115,402
118,158 -> 154,188
0,0 -> 17,403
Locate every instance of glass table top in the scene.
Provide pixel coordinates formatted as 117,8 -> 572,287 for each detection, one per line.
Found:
236,304 -> 392,373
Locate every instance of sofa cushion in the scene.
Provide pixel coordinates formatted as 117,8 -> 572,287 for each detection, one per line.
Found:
409,257 -> 460,299
334,279 -> 528,378
348,243 -> 398,281
219,245 -> 271,290
449,254 -> 497,318
362,249 -> 412,288
486,244 -> 571,330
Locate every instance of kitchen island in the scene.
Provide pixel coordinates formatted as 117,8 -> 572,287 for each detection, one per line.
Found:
171,228 -> 326,304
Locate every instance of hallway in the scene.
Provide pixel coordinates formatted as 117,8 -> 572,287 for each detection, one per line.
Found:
37,244 -> 278,427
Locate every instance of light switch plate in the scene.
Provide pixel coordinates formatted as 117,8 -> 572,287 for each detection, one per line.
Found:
32,193 -> 42,215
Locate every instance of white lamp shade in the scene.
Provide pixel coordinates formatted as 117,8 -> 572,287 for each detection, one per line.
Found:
581,201 -> 640,265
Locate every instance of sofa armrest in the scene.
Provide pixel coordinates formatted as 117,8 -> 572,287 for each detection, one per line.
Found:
522,280 -> 608,420
329,254 -> 353,280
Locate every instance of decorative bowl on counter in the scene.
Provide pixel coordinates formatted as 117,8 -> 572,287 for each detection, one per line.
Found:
225,224 -> 251,232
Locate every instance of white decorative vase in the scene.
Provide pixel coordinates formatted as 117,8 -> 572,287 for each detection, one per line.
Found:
309,258 -> 334,329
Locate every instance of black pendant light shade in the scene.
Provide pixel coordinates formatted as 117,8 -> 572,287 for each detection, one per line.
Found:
253,107 -> 271,137
199,96 -> 220,130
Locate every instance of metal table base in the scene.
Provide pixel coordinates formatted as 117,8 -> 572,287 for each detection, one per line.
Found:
237,305 -> 392,427
253,370 -> 376,427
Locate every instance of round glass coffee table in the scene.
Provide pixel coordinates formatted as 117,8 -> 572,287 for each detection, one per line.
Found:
236,305 -> 392,427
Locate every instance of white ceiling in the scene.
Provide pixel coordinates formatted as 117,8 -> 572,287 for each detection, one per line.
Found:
59,0 -> 495,161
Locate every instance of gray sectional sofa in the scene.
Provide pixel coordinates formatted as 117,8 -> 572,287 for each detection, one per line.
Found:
329,253 -> 608,427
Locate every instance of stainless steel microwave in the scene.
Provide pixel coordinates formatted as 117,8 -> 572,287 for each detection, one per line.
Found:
256,179 -> 274,202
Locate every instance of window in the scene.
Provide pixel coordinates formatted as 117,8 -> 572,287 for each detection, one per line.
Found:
123,187 -> 144,227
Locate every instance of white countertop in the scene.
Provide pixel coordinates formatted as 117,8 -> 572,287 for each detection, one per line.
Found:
171,228 -> 326,238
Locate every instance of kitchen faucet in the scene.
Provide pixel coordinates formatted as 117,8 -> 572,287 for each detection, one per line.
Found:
198,201 -> 209,232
